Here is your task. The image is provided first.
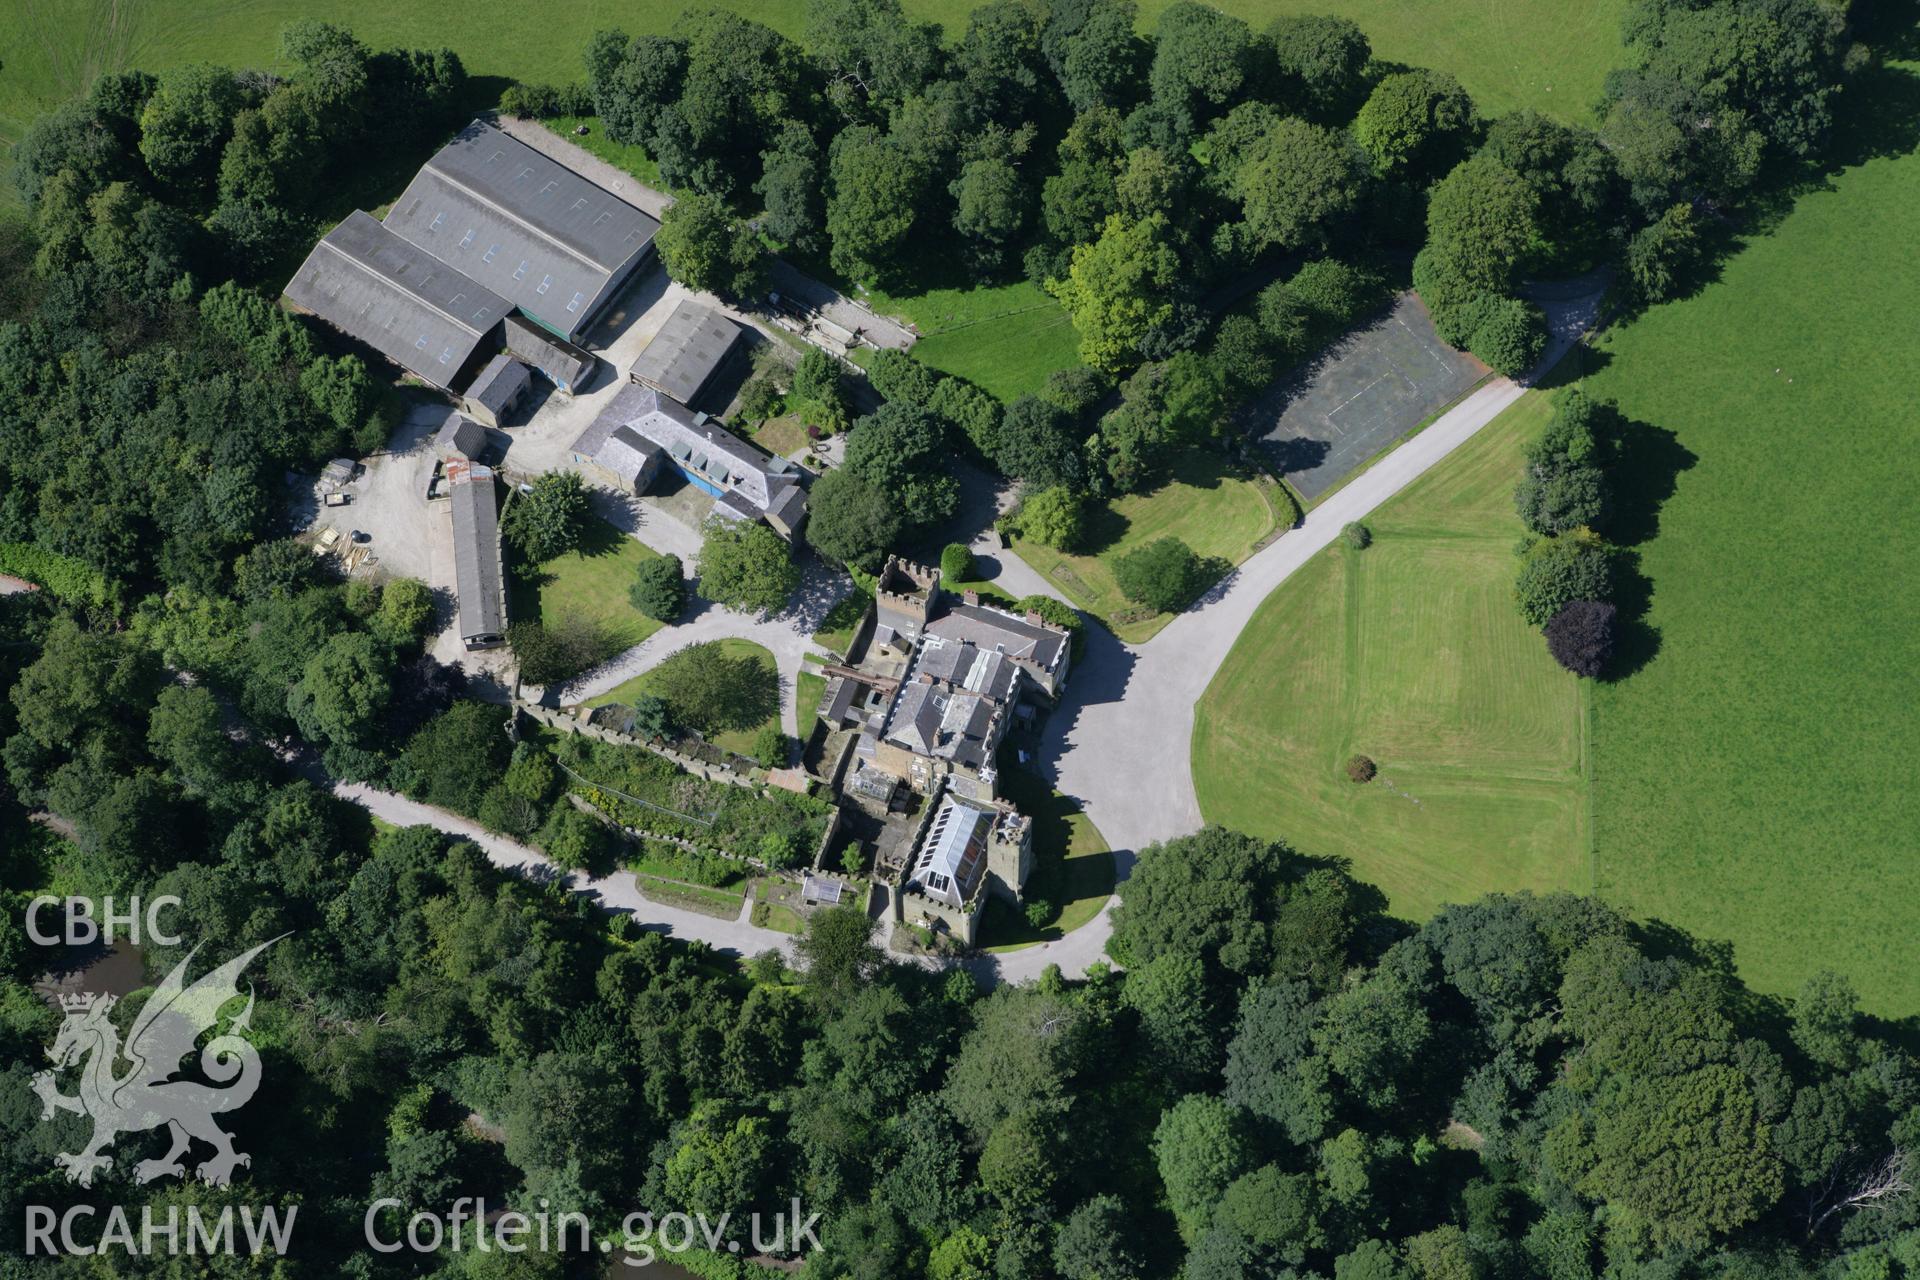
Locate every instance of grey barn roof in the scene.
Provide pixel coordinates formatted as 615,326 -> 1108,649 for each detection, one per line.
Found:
434,413 -> 490,460
282,211 -> 507,390
448,464 -> 507,641
384,120 -> 660,339
629,300 -> 742,405
504,314 -> 594,389
464,353 -> 531,415
570,383 -> 804,521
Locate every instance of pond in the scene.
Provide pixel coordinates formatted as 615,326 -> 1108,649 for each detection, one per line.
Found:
33,940 -> 147,1008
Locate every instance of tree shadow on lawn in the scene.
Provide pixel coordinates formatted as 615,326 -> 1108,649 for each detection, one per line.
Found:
1075,501 -> 1133,557
1620,55 -> 1920,322
1595,410 -> 1696,681
572,516 -> 634,560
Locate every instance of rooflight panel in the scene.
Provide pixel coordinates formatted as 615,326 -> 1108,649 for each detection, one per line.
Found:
482,244 -> 499,264
536,274 -> 552,295
513,261 -> 529,281
459,229 -> 475,248
429,212 -> 445,231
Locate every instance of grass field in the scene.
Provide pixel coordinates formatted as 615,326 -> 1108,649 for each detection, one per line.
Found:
1012,452 -> 1281,643
1573,61 -> 1920,1014
586,637 -> 781,758
866,279 -> 1085,403
0,0 -> 1622,203
1192,393 -> 1591,920
1134,0 -> 1627,119
511,519 -> 667,653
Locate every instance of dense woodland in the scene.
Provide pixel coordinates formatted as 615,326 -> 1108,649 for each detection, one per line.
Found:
0,0 -> 1898,1273
6,648 -> 1920,1279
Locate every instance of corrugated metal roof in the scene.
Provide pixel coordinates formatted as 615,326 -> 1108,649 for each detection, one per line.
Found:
629,300 -> 742,406
282,211 -> 506,390
448,463 -> 507,642
384,120 -> 659,339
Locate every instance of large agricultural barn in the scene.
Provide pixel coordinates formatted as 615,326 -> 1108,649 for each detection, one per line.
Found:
281,119 -> 657,394
384,120 -> 661,342
281,210 -> 509,392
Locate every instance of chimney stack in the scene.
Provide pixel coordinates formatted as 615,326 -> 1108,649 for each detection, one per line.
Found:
963,590 -> 980,606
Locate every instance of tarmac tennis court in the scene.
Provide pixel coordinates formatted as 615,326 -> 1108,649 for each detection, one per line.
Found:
1246,293 -> 1487,502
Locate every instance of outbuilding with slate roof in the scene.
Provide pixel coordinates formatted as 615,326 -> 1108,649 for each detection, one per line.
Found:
461,353 -> 532,427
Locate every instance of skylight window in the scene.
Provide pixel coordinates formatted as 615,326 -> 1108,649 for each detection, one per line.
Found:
482,244 -> 499,264
536,274 -> 552,296
512,261 -> 529,281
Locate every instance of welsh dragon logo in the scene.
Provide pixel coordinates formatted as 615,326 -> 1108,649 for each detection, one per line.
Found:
32,938 -> 281,1188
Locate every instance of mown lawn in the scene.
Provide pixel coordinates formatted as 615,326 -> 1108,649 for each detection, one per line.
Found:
511,518 -> 667,653
979,766 -> 1116,952
866,279 -> 1086,403
1575,62 -> 1920,1013
1192,393 -> 1591,921
1011,451 -> 1280,643
794,668 -> 827,732
586,637 -> 781,758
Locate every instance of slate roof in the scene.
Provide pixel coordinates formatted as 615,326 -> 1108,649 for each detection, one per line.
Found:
926,603 -> 1069,675
598,426 -> 661,488
282,211 -> 506,390
917,641 -> 1020,703
569,383 -> 804,523
434,413 -> 490,460
384,120 -> 659,338
884,679 -> 1000,770
464,354 -> 531,416
504,314 -> 594,389
629,300 -> 742,405
447,463 -> 507,642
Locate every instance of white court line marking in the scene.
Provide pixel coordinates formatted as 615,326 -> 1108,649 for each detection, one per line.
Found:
1324,374 -> 1392,434
1395,315 -> 1457,380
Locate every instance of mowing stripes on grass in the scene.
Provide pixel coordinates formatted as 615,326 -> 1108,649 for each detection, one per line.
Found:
1193,393 -> 1590,920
